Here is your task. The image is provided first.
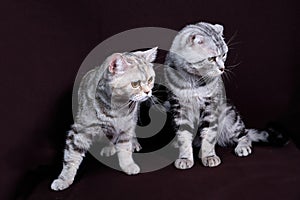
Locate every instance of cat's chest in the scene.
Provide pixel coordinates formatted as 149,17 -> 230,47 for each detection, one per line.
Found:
99,117 -> 135,138
185,96 -> 207,110
175,89 -> 212,105
172,80 -> 220,100
113,114 -> 135,125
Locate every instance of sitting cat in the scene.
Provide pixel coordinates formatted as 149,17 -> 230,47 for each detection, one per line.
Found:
164,22 -> 287,169
51,47 -> 157,190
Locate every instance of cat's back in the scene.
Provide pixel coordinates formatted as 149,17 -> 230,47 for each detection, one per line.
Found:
75,65 -> 107,125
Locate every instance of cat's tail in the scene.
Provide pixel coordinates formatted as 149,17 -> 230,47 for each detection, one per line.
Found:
193,123 -> 289,148
245,123 -> 289,146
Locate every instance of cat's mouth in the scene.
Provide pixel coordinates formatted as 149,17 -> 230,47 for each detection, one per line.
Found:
140,96 -> 150,102
202,70 -> 223,78
218,70 -> 224,76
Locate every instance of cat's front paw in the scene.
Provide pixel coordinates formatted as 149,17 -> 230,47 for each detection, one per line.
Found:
132,141 -> 142,152
121,163 -> 140,175
51,178 -> 72,191
174,158 -> 194,169
100,145 -> 116,157
202,155 -> 221,167
235,145 -> 252,157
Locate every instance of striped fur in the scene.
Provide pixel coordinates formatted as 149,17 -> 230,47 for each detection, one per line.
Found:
165,22 -> 279,169
51,47 -> 157,191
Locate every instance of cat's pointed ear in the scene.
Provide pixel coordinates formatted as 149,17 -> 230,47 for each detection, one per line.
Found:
108,53 -> 128,75
214,24 -> 224,35
190,34 -> 205,45
133,47 -> 158,63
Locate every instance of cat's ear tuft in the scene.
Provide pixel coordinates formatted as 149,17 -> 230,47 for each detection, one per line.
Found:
108,53 -> 127,75
190,34 -> 204,45
214,24 -> 224,35
133,47 -> 158,63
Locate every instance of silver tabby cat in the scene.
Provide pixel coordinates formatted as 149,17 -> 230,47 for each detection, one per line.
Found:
51,47 -> 157,190
165,22 -> 284,169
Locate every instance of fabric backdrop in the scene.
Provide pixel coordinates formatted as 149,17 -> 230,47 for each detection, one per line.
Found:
0,0 -> 299,199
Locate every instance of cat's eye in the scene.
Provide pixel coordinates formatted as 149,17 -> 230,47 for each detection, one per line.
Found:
208,56 -> 216,62
131,81 -> 140,88
148,76 -> 153,84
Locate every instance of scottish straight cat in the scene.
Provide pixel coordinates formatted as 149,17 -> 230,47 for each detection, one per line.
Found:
164,22 -> 286,169
51,47 -> 157,190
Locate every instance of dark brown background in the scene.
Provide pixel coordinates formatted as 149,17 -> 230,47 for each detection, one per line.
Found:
1,0 -> 299,200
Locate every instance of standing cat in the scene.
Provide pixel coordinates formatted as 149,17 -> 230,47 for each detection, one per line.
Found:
51,47 -> 157,190
164,22 -> 287,169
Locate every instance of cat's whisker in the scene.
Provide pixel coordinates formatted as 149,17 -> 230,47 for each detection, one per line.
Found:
227,41 -> 243,48
194,74 -> 212,86
128,101 -> 137,115
226,30 -> 238,46
226,62 -> 242,69
150,96 -> 166,107
222,68 -> 237,83
114,100 -> 132,112
222,71 -> 231,82
149,96 -> 166,113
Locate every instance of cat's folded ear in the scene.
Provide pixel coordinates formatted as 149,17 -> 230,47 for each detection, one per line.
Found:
133,47 -> 158,63
108,53 -> 128,75
190,34 -> 205,45
213,24 -> 224,35
190,24 -> 223,45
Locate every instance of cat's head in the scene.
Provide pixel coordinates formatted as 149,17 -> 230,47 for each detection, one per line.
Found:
107,47 -> 157,103
171,22 -> 228,78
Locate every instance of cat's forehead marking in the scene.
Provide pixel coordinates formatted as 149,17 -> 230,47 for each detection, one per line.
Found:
137,62 -> 154,81
121,53 -> 154,81
124,53 -> 148,66
129,53 -> 153,71
185,23 -> 227,55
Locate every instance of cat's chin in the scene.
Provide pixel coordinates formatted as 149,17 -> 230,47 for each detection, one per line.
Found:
197,70 -> 223,79
131,96 -> 149,102
138,96 -> 150,102
207,72 -> 223,78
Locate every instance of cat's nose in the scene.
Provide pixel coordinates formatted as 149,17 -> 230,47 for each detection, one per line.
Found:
219,67 -> 224,72
143,86 -> 151,95
144,89 -> 151,95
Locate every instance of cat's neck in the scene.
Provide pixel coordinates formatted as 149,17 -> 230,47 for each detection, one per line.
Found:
99,96 -> 138,117
165,53 -> 222,98
95,77 -> 138,118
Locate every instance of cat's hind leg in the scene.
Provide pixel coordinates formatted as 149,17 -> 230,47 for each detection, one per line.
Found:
234,135 -> 252,157
100,142 -> 117,157
51,129 -> 92,191
234,129 -> 269,157
132,137 -> 142,152
221,106 -> 267,157
217,105 -> 253,157
100,136 -> 141,157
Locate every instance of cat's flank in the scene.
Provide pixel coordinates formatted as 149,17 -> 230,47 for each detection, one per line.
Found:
165,22 -> 287,169
51,47 -> 157,191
